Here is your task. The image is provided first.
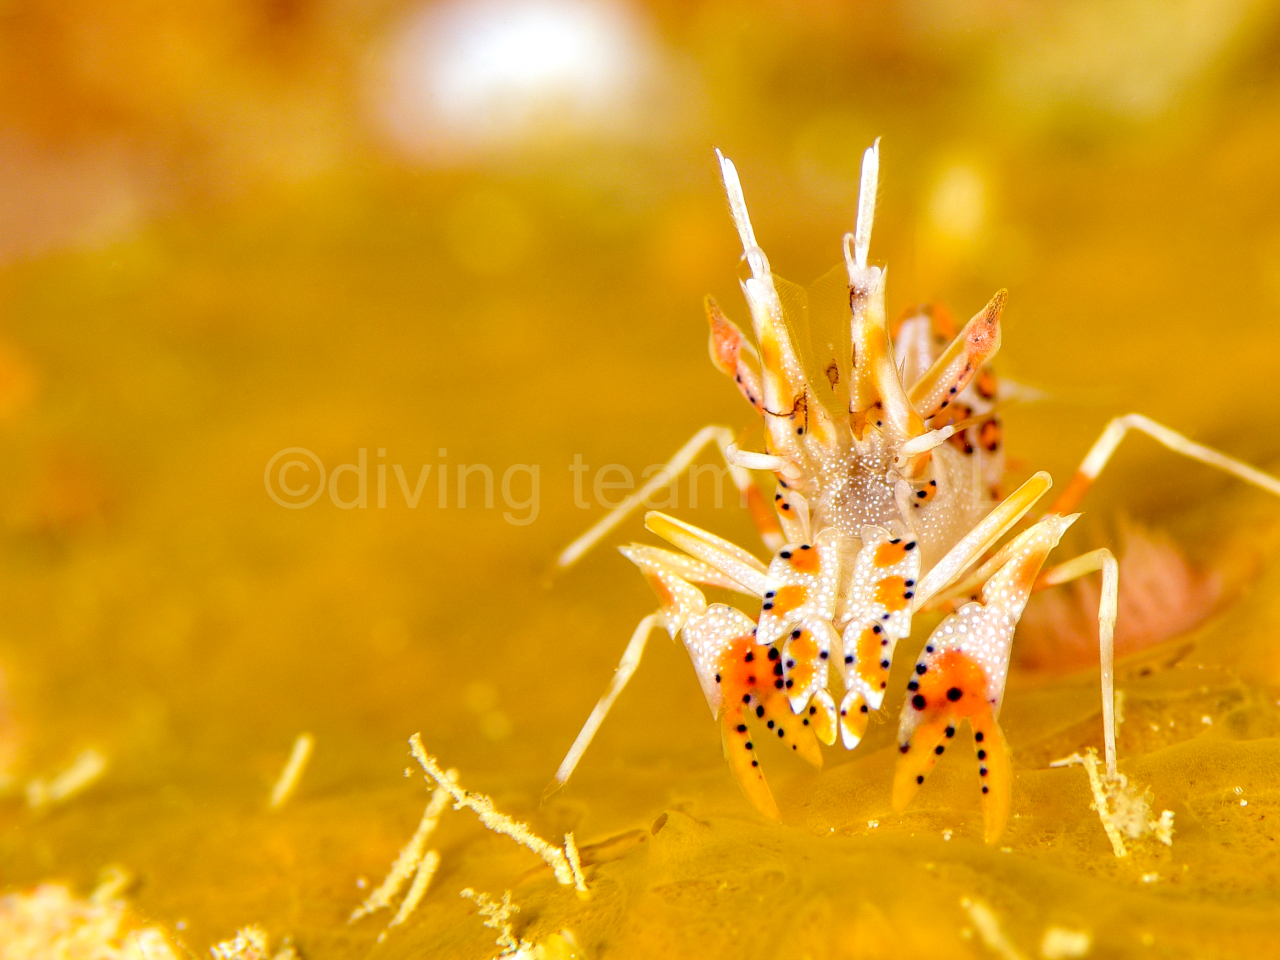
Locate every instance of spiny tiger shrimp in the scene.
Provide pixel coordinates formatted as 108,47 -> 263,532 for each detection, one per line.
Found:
549,140 -> 1280,842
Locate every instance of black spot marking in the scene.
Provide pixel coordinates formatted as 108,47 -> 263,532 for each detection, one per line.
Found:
786,659 -> 795,668
743,694 -> 752,704
947,687 -> 963,702
744,652 -> 754,662
785,679 -> 794,688
917,775 -> 925,784
762,603 -> 774,611
773,663 -> 784,677
800,544 -> 811,551
736,724 -> 747,733
915,663 -> 927,675
777,728 -> 785,738
907,680 -> 919,691
905,541 -> 917,551
819,651 -> 829,660
845,655 -> 854,664
980,767 -> 988,777
715,674 -> 721,683
860,704 -> 868,713
982,785 -> 989,794
745,742 -> 753,750
935,745 -> 945,755
752,760 -> 759,767
809,705 -> 817,715
899,744 -> 910,754
791,629 -> 802,639
768,648 -> 780,661
912,694 -> 927,710
775,680 -> 785,689
767,720 -> 774,729
881,660 -> 891,669
978,750 -> 987,760
975,731 -> 984,742
945,726 -> 955,738
872,625 -> 882,634
780,550 -> 792,559
756,705 -> 765,718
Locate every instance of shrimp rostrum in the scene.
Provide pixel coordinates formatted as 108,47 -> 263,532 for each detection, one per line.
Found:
551,141 -> 1280,843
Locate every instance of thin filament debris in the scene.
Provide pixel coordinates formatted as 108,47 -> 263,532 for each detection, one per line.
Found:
350,773 -> 455,923
268,733 -> 314,810
1051,748 -> 1174,857
410,734 -> 587,891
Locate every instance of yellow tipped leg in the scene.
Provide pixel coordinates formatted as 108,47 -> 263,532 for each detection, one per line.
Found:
972,713 -> 1012,845
809,690 -> 838,747
892,707 -> 1012,844
838,691 -> 871,750
786,713 -> 825,770
891,716 -> 954,813
721,706 -> 780,820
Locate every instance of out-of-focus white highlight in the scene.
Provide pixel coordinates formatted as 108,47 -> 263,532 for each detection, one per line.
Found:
375,0 -> 663,159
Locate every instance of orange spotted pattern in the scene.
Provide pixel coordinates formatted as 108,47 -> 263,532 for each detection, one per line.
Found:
854,624 -> 890,689
912,478 -> 938,507
787,545 -> 820,574
874,540 -> 912,567
873,576 -> 911,612
713,635 -> 824,819
783,628 -> 819,691
892,650 -> 1012,843
769,584 -> 808,617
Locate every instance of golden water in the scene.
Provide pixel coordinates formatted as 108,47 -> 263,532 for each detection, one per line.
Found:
4,3 -> 1280,958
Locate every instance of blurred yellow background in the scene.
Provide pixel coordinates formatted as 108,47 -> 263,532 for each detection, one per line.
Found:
4,1 -> 1280,957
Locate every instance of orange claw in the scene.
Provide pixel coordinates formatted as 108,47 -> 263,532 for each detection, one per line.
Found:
907,289 -> 1006,421
722,700 -> 780,820
891,683 -> 1012,844
894,515 -> 1074,842
706,296 -> 765,416
716,635 -> 823,818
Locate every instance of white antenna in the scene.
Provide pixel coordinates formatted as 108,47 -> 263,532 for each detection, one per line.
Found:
846,137 -> 880,275
715,149 -> 770,282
